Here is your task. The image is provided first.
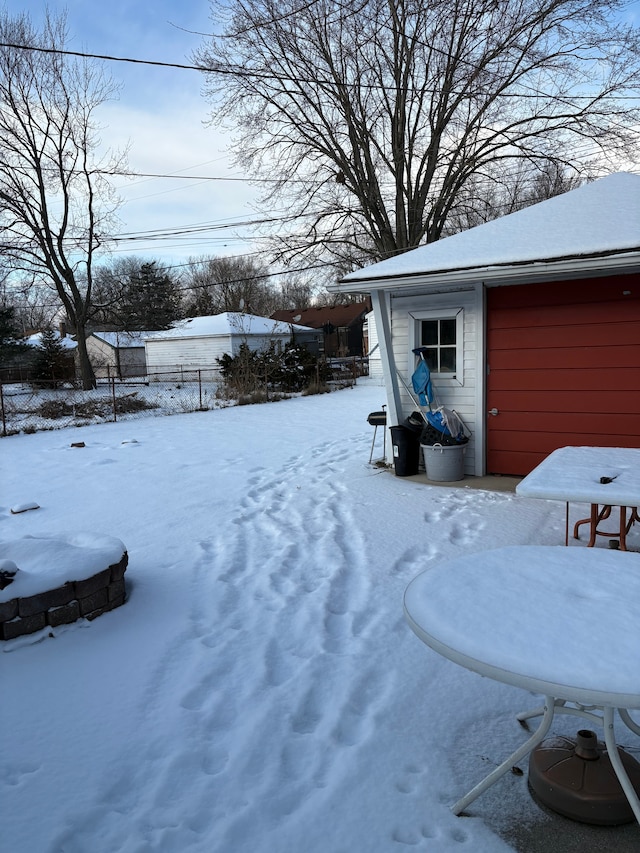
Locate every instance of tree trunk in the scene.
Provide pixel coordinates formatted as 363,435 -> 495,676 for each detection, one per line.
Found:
74,326 -> 96,390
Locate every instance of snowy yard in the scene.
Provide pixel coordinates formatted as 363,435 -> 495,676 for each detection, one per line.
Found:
2,380 -> 639,852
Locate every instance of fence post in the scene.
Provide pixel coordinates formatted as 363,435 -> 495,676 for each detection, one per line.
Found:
198,370 -> 203,410
0,381 -> 6,437
111,375 -> 117,422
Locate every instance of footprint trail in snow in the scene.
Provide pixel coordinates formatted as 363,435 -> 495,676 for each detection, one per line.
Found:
51,435 -> 394,852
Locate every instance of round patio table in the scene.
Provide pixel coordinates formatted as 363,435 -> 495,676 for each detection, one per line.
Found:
403,545 -> 640,822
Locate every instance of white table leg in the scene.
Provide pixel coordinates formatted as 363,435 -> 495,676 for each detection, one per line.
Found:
620,708 -> 640,736
517,699 -> 602,727
603,706 -> 640,825
452,696 -> 555,815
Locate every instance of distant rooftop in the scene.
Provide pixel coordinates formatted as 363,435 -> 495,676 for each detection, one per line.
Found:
271,302 -> 370,329
144,312 -> 315,341
25,331 -> 77,350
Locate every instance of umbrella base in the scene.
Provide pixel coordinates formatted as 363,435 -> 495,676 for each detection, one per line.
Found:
529,730 -> 640,825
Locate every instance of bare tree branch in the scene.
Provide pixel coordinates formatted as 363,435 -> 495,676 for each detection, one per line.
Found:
195,0 -> 640,269
0,10 -> 127,387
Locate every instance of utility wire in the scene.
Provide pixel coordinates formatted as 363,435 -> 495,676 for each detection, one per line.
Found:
1,39 -> 637,99
107,168 -> 322,184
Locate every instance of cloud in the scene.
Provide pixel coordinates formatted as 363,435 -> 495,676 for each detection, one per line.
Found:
98,96 -> 261,264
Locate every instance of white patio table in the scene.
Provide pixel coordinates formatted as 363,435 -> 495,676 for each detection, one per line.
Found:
403,545 -> 640,822
515,446 -> 640,550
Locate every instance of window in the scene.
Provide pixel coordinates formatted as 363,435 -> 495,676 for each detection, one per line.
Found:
408,305 -> 465,384
420,318 -> 457,374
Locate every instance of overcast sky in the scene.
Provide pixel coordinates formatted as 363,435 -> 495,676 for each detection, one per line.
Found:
6,0 -> 260,269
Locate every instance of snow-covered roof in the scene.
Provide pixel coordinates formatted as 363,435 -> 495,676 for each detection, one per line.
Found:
342,172 -> 640,285
143,312 -> 316,341
89,331 -> 149,348
25,331 -> 77,350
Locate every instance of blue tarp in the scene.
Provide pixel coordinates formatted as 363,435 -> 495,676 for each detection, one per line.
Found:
411,359 -> 434,407
411,350 -> 465,441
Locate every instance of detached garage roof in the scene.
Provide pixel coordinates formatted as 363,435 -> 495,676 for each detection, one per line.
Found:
341,172 -> 640,288
90,331 -> 149,348
144,312 -> 314,341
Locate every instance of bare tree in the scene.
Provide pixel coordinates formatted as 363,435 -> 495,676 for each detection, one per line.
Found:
0,275 -> 61,333
0,11 -> 125,387
195,0 -> 640,268
445,159 -> 584,233
183,255 -> 276,316
275,274 -> 319,310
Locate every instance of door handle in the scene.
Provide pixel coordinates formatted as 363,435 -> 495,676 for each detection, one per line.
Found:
488,408 -> 499,416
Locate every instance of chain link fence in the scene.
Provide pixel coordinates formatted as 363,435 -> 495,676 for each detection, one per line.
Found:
1,359 -> 366,437
0,370 -> 221,436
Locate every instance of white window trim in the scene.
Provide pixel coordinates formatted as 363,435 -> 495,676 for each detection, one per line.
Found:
408,307 -> 464,386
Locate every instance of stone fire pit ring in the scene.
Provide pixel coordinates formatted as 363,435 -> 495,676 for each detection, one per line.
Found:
0,532 -> 128,641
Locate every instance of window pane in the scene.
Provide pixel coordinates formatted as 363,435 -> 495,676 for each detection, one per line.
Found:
440,347 -> 456,372
421,320 -> 438,346
422,348 -> 438,371
440,318 -> 456,345
419,316 -> 458,375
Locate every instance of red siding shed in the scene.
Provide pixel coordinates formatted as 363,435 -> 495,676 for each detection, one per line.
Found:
486,275 -> 640,475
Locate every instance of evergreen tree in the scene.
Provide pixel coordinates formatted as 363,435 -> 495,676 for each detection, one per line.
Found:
120,262 -> 182,331
31,328 -> 71,387
0,306 -> 28,368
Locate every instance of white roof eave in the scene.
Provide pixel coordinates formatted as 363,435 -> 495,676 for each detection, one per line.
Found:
336,251 -> 640,295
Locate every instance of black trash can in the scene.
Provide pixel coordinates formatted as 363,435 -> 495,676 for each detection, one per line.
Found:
390,425 -> 420,477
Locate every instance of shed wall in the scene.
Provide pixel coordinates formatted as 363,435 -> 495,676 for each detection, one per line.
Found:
144,333 -> 296,379
86,337 -> 116,378
486,274 -> 640,475
145,335 -> 232,378
390,288 -> 480,475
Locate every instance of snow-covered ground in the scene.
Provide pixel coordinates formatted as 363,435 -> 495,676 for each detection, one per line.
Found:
2,381 -> 639,852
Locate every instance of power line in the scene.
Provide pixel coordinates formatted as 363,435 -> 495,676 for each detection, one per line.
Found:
112,206 -> 353,241
0,41 -> 206,73
106,168 -> 322,184
1,38 -> 637,100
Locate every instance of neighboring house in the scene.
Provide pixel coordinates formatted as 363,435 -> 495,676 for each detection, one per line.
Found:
333,172 -> 640,477
85,331 -> 150,379
143,313 -> 321,379
363,311 -> 383,381
271,302 -> 370,358
25,329 -> 77,351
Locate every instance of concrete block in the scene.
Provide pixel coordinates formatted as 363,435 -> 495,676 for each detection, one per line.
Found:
2,612 -> 46,640
74,568 -> 111,599
0,598 -> 18,622
18,583 -> 75,617
47,599 -> 80,627
108,579 -> 126,602
78,587 -> 108,616
109,553 -> 128,582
